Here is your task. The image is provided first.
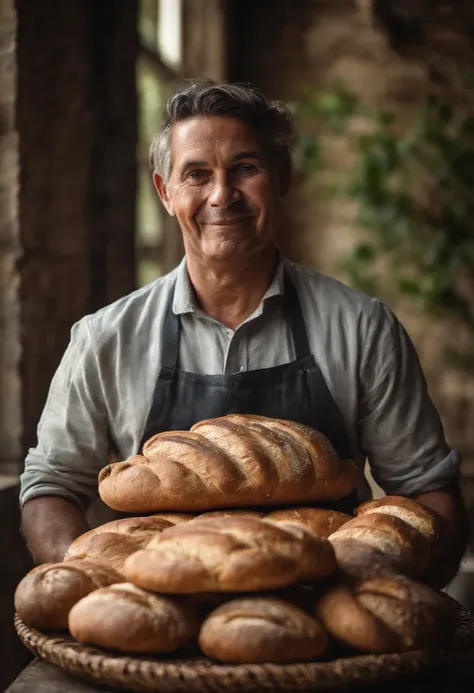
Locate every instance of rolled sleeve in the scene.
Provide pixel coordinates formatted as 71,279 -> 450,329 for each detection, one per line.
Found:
358,300 -> 461,497
20,318 -> 109,510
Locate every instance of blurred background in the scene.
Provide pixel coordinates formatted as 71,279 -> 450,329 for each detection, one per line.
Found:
1,0 -> 474,687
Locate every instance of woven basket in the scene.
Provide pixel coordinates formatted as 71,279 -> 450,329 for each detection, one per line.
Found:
14,597 -> 474,693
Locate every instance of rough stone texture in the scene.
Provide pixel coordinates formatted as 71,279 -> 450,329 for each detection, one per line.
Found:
228,0 -> 474,497
16,0 -> 137,457
0,0 -> 21,467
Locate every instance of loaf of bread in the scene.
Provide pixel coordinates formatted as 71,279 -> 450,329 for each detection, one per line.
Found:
328,512 -> 430,580
98,415 -> 358,512
316,575 -> 453,653
64,514 -> 193,572
356,496 -> 440,555
265,507 -> 352,537
124,517 -> 337,593
14,559 -> 123,630
199,594 -> 328,663
68,583 -> 199,653
192,507 -> 351,538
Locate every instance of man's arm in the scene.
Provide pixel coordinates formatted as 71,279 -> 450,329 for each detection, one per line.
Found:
414,483 -> 470,589
21,496 -> 89,565
20,318 -> 111,562
358,300 -> 467,588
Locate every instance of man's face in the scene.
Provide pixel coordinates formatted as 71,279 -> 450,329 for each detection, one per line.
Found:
154,115 -> 289,263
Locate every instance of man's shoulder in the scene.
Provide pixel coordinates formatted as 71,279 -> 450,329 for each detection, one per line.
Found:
285,259 -> 378,316
79,265 -> 179,341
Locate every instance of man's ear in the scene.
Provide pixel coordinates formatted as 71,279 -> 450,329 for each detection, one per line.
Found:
153,173 -> 175,216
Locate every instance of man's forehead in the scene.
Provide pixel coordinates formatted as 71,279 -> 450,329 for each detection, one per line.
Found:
170,115 -> 262,159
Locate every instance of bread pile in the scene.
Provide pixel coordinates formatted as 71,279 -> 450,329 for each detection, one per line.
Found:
15,415 -> 454,663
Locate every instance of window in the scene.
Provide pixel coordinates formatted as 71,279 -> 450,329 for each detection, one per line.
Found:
136,0 -> 183,286
136,0 -> 226,286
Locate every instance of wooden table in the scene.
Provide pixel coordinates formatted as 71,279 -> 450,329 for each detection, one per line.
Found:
6,658 -> 474,693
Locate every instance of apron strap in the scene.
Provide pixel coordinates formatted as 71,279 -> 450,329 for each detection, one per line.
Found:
283,271 -> 312,360
161,286 -> 180,370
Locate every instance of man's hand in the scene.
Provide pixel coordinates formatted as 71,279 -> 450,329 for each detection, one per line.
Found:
21,496 -> 89,565
414,482 -> 470,589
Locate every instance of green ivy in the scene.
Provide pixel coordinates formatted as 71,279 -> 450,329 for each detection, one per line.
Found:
294,84 -> 474,371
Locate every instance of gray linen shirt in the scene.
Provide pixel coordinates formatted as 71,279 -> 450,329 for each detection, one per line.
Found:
20,255 -> 460,509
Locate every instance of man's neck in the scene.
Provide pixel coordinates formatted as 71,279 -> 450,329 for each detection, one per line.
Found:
186,246 -> 279,330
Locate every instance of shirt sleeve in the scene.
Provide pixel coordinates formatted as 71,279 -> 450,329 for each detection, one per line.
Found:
357,299 -> 461,497
20,318 -> 110,510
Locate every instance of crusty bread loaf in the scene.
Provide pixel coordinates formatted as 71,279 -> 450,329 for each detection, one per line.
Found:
265,507 -> 352,537
329,513 -> 430,580
199,595 -> 328,663
316,576 -> 454,653
64,514 -> 193,572
14,559 -> 123,630
98,415 -> 358,512
68,583 -> 199,653
356,496 -> 440,553
124,517 -> 337,593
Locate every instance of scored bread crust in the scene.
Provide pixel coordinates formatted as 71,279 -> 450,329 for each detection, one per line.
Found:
316,575 -> 453,653
124,516 -> 337,593
14,559 -> 123,630
68,583 -> 199,653
98,415 -> 358,513
64,514 -> 193,572
199,595 -> 328,663
329,513 -> 430,579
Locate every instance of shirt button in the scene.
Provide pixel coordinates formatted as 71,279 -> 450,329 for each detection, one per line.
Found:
226,329 -> 232,338
239,365 -> 245,372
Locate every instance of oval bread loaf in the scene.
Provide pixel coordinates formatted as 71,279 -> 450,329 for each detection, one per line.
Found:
98,415 -> 358,513
316,576 -> 454,653
356,496 -> 440,554
64,514 -> 193,572
199,595 -> 328,663
68,583 -> 199,653
329,513 -> 430,580
124,517 -> 337,593
14,559 -> 123,630
193,507 -> 351,538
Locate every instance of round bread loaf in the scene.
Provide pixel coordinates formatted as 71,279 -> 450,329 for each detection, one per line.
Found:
265,507 -> 352,537
68,583 -> 199,653
98,415 -> 358,513
124,517 -> 337,593
329,513 -> 430,579
14,559 -> 123,630
199,595 -> 328,663
64,514 -> 193,572
316,575 -> 454,653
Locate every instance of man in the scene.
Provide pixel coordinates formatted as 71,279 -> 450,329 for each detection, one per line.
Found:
21,80 -> 468,586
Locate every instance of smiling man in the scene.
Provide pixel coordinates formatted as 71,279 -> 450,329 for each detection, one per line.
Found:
20,80 -> 469,586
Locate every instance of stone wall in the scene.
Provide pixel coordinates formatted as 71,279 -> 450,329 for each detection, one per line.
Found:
229,0 -> 474,492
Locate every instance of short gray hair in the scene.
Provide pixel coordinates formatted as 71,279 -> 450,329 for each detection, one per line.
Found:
149,79 -> 295,180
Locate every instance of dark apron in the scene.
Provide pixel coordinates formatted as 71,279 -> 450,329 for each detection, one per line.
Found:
136,271 -> 358,515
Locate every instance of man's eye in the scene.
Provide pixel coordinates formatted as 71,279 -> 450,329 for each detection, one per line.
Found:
235,164 -> 256,173
188,170 -> 207,180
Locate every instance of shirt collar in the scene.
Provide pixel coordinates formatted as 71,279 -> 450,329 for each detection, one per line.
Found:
172,250 -> 286,316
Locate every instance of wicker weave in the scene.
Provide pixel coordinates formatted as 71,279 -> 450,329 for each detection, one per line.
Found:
14,597 -> 474,693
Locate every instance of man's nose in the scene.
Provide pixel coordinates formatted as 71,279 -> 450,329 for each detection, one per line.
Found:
208,174 -> 241,208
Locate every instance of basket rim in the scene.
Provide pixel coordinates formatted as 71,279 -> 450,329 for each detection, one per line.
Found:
14,597 -> 474,693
